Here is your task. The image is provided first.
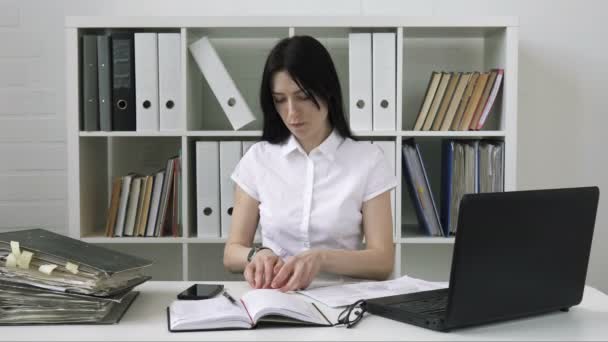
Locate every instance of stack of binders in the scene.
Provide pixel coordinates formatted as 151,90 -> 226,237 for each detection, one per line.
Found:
81,32 -> 182,132
0,229 -> 152,325
348,32 -> 397,131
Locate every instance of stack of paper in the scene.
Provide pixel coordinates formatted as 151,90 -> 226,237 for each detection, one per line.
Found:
0,229 -> 152,325
298,275 -> 448,308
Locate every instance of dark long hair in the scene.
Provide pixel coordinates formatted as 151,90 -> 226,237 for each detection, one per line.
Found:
260,35 -> 353,144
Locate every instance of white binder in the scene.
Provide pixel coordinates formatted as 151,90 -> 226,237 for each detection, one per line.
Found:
220,141 -> 242,238
372,32 -> 396,131
373,141 -> 396,231
158,33 -> 182,131
189,36 -> 256,130
348,33 -> 372,131
196,141 -> 220,238
242,140 -> 261,242
134,33 -> 159,131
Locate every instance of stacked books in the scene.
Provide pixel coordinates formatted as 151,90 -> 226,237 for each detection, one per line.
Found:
413,69 -> 504,131
105,155 -> 181,238
0,229 -> 152,324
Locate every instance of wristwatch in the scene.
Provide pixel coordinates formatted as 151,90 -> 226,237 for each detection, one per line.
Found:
247,246 -> 271,262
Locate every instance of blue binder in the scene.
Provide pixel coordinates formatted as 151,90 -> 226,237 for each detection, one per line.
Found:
401,139 -> 444,236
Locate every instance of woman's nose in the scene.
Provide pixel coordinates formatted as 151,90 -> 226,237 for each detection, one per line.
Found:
286,98 -> 299,118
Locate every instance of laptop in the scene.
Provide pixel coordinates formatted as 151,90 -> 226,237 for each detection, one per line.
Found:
366,187 -> 600,332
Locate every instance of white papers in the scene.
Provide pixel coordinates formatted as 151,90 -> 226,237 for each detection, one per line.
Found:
298,275 -> 448,308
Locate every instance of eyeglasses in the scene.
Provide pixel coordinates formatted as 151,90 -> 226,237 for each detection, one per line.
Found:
336,299 -> 367,329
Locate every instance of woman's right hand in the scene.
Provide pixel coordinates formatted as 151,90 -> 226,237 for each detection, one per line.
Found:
244,249 -> 284,289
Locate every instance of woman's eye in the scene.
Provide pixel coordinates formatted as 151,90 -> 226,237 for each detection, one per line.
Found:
273,98 -> 285,103
297,94 -> 310,101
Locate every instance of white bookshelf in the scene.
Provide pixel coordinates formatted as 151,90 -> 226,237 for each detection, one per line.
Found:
65,16 -> 518,281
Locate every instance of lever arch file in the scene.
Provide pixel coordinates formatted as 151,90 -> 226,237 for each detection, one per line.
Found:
196,141 -> 221,238
135,33 -> 160,131
158,33 -> 182,131
81,35 -> 99,131
189,36 -> 255,130
348,33 -> 372,131
111,32 -> 136,131
219,141 -> 242,238
372,32 -> 396,131
97,35 -> 112,132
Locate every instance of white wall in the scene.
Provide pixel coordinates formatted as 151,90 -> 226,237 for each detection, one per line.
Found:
0,0 -> 606,290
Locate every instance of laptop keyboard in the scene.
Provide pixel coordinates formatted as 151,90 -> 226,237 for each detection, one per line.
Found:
392,295 -> 448,316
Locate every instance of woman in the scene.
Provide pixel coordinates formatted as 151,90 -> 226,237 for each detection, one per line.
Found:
223,35 -> 397,292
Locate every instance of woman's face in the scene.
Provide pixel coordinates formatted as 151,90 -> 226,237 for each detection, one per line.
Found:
271,71 -> 330,142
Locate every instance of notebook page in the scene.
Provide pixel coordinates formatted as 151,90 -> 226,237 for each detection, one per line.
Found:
169,296 -> 251,330
241,289 -> 327,325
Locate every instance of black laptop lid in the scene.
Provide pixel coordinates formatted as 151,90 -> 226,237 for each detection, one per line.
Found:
445,187 -> 599,329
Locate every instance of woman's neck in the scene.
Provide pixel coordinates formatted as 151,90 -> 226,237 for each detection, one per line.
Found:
298,124 -> 333,154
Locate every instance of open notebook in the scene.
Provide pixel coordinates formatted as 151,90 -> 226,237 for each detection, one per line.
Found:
167,289 -> 332,332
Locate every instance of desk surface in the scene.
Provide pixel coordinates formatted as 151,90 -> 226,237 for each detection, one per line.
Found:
3,281 -> 608,341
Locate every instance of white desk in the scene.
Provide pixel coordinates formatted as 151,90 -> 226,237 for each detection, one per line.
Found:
3,281 -> 608,341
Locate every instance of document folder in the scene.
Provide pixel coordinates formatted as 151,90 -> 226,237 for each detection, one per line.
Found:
220,141 -> 242,238
158,33 -> 182,131
348,33 -> 372,131
81,35 -> 99,131
97,35 -> 112,132
135,33 -> 160,131
111,33 -> 136,131
189,36 -> 256,130
372,32 -> 396,131
196,141 -> 220,237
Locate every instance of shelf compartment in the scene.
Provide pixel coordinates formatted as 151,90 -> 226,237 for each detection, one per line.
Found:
78,136 -> 183,238
402,27 -> 508,132
185,27 -> 289,131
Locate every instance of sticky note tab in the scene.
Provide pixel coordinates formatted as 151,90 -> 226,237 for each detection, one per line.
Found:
39,264 -> 58,275
5,253 -> 17,268
17,250 -> 33,269
10,241 -> 20,258
66,262 -> 79,274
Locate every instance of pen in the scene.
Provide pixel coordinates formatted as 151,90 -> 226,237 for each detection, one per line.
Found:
222,291 -> 238,305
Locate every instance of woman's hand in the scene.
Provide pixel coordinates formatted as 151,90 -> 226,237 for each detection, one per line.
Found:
244,249 -> 284,289
271,250 -> 324,292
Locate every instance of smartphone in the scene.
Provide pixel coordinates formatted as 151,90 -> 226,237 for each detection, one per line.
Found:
177,284 -> 224,300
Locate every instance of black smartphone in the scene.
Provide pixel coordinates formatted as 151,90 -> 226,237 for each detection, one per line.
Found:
177,284 -> 224,300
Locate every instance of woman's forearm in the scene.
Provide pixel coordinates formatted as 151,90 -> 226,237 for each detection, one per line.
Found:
318,247 -> 395,280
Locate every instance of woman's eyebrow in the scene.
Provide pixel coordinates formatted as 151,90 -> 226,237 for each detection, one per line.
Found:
272,89 -> 305,96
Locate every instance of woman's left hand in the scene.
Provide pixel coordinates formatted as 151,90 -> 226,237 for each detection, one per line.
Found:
271,250 -> 324,292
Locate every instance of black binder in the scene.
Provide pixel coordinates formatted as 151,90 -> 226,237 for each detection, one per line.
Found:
111,32 -> 136,131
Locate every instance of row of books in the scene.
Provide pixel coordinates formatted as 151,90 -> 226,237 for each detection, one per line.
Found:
402,139 -> 504,237
413,69 -> 504,131
104,155 -> 181,237
81,32 -> 181,132
0,229 -> 151,324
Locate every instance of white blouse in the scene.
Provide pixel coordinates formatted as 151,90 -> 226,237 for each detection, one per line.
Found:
231,129 -> 397,259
